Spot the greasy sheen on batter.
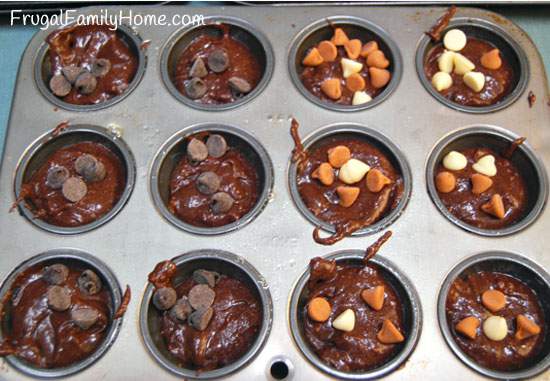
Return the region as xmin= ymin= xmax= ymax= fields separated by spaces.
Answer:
xmin=425 ymin=38 xmax=515 ymax=107
xmin=20 ymin=142 xmax=126 ymax=227
xmin=47 ymin=24 xmax=138 ymax=105
xmin=168 ymin=134 xmax=260 ymax=227
xmin=0 ymin=264 xmax=112 ymax=368
xmin=446 ymin=271 xmax=545 ymax=371
xmin=303 ymin=257 xmax=404 ymax=371
xmin=174 ymin=24 xmax=262 ymax=104
xmin=149 ymin=261 xmax=262 ymax=371
xmin=436 ymin=147 xmax=527 ymax=229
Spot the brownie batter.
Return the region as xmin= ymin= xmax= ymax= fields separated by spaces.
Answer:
xmin=148 ymin=261 xmax=262 ymax=371
xmin=435 ymin=147 xmax=527 ymax=229
xmin=425 ymin=38 xmax=515 ymax=107
xmin=47 ymin=24 xmax=138 ymax=105
xmin=19 ymin=141 xmax=126 ymax=227
xmin=0 ymin=264 xmax=112 ymax=368
xmin=168 ymin=134 xmax=260 ymax=228
xmin=302 ymin=232 xmax=405 ymax=372
xmin=446 ymin=271 xmax=545 ymax=371
xmin=174 ymin=24 xmax=262 ymax=104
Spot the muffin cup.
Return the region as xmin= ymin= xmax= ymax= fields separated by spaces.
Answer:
xmin=160 ymin=16 xmax=274 ymax=111
xmin=426 ymin=125 xmax=548 ymax=236
xmin=415 ymin=17 xmax=529 ymax=114
xmin=34 ymin=23 xmax=147 ymax=112
xmin=13 ymin=124 xmax=136 ymax=235
xmin=288 ymin=250 xmax=422 ymax=380
xmin=288 ymin=16 xmax=402 ymax=112
xmin=150 ymin=123 xmax=273 ymax=235
xmin=288 ymin=123 xmax=412 ymax=237
xmin=0 ymin=248 xmax=124 ymax=378
xmin=139 ymin=249 xmax=273 ymax=379
xmin=438 ymin=251 xmax=550 ymax=379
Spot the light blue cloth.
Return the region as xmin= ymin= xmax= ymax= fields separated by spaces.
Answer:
xmin=1 ymin=8 xmax=549 ymax=155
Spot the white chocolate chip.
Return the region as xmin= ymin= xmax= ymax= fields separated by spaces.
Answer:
xmin=443 ymin=29 xmax=467 ymax=52
xmin=352 ymin=91 xmax=372 ymax=105
xmin=432 ymin=72 xmax=453 ymax=92
xmin=338 ymin=158 xmax=370 ymax=184
xmin=442 ymin=151 xmax=467 ymax=171
xmin=483 ymin=315 xmax=508 ymax=341
xmin=332 ymin=309 xmax=355 ymax=332
xmin=438 ymin=50 xmax=455 ymax=73
xmin=341 ymin=58 xmax=363 ymax=79
xmin=463 ymin=71 xmax=486 ymax=93
xmin=453 ymin=53 xmax=475 ymax=75
xmin=472 ymin=155 xmax=497 ymax=177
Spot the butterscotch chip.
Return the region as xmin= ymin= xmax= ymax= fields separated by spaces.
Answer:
xmin=312 ymin=163 xmax=335 ymax=186
xmin=369 ymin=67 xmax=391 ymax=89
xmin=327 ymin=145 xmax=351 ymax=168
xmin=366 ymin=50 xmax=390 ymax=69
xmin=307 ymin=297 xmax=331 ymax=322
xmin=481 ymin=289 xmax=506 ymax=312
xmin=435 ymin=171 xmax=456 ymax=193
xmin=344 ymin=39 xmax=362 ymax=60
xmin=377 ymin=319 xmax=405 ymax=344
xmin=471 ymin=173 xmax=493 ymax=194
xmin=361 ymin=285 xmax=385 ymax=310
xmin=321 ymin=78 xmax=342 ymax=100
xmin=481 ymin=48 xmax=502 ymax=70
xmin=481 ymin=194 xmax=505 ymax=219
xmin=360 ymin=41 xmax=378 ymax=57
xmin=366 ymin=169 xmax=391 ymax=193
xmin=302 ymin=47 xmax=324 ymax=66
xmin=455 ymin=316 xmax=480 ymax=340
xmin=317 ymin=40 xmax=337 ymax=62
xmin=345 ymin=73 xmax=366 ymax=92
xmin=331 ymin=28 xmax=349 ymax=46
xmin=515 ymin=314 xmax=541 ymax=340
xmin=336 ymin=186 xmax=360 ymax=207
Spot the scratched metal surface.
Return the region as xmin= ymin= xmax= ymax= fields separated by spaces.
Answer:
xmin=0 ymin=5 xmax=549 ymax=381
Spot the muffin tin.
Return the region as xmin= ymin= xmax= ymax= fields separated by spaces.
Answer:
xmin=0 ymin=5 xmax=549 ymax=381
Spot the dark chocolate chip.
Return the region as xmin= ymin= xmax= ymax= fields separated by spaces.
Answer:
xmin=228 ymin=77 xmax=252 ymax=95
xmin=211 ymin=192 xmax=235 ymax=214
xmin=188 ymin=284 xmax=215 ymax=311
xmin=43 ymin=264 xmax=69 ymax=285
xmin=75 ymin=154 xmax=106 ymax=182
xmin=192 ymin=269 xmax=221 ymax=288
xmin=196 ymin=172 xmax=221 ymax=195
xmin=206 ymin=134 xmax=228 ymax=158
xmin=47 ymin=286 xmax=71 ymax=311
xmin=207 ymin=49 xmax=229 ymax=73
xmin=78 ymin=270 xmax=102 ymax=295
xmin=71 ymin=307 xmax=99 ymax=330
xmin=184 ymin=78 xmax=207 ymax=99
xmin=187 ymin=138 xmax=208 ymax=164
xmin=46 ymin=166 xmax=69 ymax=189
xmin=49 ymin=74 xmax=72 ymax=97
xmin=62 ymin=177 xmax=88 ymax=203
xmin=152 ymin=287 xmax=177 ymax=310
xmin=189 ymin=57 xmax=208 ymax=78
xmin=170 ymin=296 xmax=193 ymax=322
xmin=91 ymin=58 xmax=111 ymax=77
xmin=61 ymin=65 xmax=84 ymax=84
xmin=74 ymin=72 xmax=97 ymax=95
xmin=188 ymin=307 xmax=214 ymax=331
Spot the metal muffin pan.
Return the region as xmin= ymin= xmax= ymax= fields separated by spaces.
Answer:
xmin=288 ymin=123 xmax=412 ymax=237
xmin=437 ymin=251 xmax=550 ymax=379
xmin=34 ymin=23 xmax=147 ymax=112
xmin=288 ymin=250 xmax=422 ymax=380
xmin=0 ymin=248 xmax=125 ymax=378
xmin=0 ymin=5 xmax=549 ymax=381
xmin=139 ymin=249 xmax=273 ymax=379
